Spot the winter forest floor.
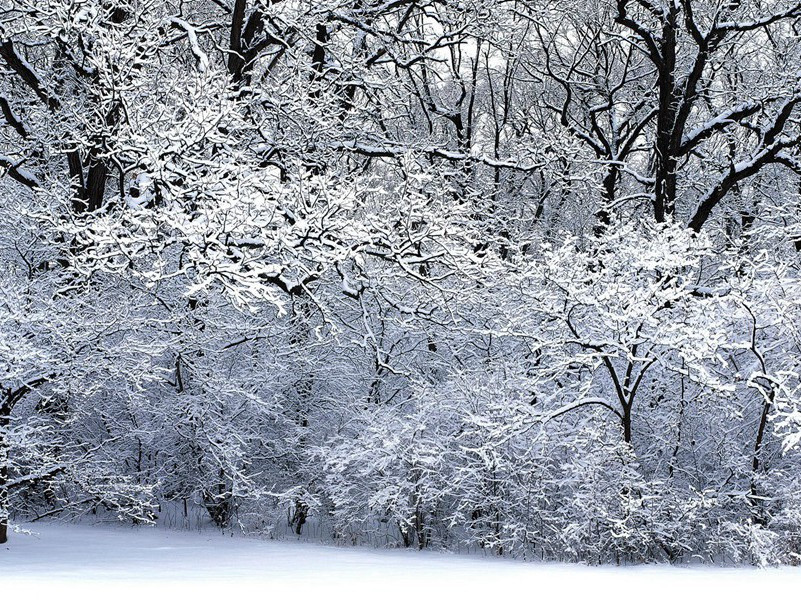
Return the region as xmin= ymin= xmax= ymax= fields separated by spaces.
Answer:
xmin=2 ymin=522 xmax=801 ymax=598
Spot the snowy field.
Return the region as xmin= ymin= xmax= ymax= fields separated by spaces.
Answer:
xmin=2 ymin=522 xmax=800 ymax=598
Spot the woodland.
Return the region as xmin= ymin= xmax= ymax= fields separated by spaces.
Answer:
xmin=3 ymin=0 xmax=801 ymax=565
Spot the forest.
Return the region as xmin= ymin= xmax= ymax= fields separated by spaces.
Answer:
xmin=3 ymin=0 xmax=801 ymax=566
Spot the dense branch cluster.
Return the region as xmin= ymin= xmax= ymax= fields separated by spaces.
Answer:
xmin=3 ymin=0 xmax=801 ymax=564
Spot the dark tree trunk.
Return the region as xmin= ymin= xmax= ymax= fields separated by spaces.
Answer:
xmin=653 ymin=13 xmax=678 ymax=223
xmin=594 ymin=164 xmax=619 ymax=235
xmin=228 ymin=0 xmax=248 ymax=80
xmin=0 ymin=404 xmax=10 ymax=545
xmin=750 ymin=384 xmax=774 ymax=525
xmin=622 ymin=407 xmax=633 ymax=445
xmin=203 ymin=469 xmax=233 ymax=528
xmin=291 ymin=500 xmax=308 ymax=535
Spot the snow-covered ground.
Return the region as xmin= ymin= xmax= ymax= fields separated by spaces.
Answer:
xmin=2 ymin=522 xmax=800 ymax=598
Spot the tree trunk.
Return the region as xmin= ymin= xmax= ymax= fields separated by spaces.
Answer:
xmin=228 ymin=0 xmax=247 ymax=82
xmin=594 ymin=164 xmax=619 ymax=235
xmin=622 ymin=408 xmax=633 ymax=445
xmin=0 ymin=407 xmax=9 ymax=545
xmin=203 ymin=469 xmax=233 ymax=529
xmin=749 ymin=385 xmax=774 ymax=525
xmin=652 ymin=9 xmax=678 ymax=223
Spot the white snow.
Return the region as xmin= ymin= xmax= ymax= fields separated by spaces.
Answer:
xmin=2 ymin=521 xmax=800 ymax=598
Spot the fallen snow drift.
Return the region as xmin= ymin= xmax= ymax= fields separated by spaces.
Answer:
xmin=2 ymin=522 xmax=800 ymax=597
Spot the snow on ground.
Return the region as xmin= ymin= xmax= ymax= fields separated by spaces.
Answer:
xmin=2 ymin=522 xmax=800 ymax=598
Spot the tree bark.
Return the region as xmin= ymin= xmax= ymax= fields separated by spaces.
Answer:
xmin=0 ymin=403 xmax=10 ymax=545
xmin=653 ymin=10 xmax=678 ymax=223
xmin=228 ymin=0 xmax=248 ymax=81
